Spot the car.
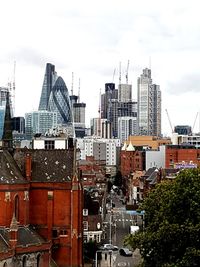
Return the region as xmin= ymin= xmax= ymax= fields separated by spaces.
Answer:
xmin=119 ymin=248 xmax=133 ymax=257
xmin=100 ymin=244 xmax=119 ymax=251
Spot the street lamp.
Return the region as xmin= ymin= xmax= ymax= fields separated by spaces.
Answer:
xmin=95 ymin=250 xmax=102 ymax=267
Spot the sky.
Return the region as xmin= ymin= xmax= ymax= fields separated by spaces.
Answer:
xmin=0 ymin=0 xmax=200 ymax=136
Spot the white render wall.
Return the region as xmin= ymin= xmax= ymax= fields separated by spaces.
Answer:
xmin=76 ymin=137 xmax=121 ymax=165
xmin=145 ymin=145 xmax=166 ymax=170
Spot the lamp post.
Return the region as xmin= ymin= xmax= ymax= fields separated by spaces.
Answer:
xmin=109 ymin=208 xmax=112 ymax=244
xmin=95 ymin=250 xmax=113 ymax=267
xmin=95 ymin=250 xmax=101 ymax=267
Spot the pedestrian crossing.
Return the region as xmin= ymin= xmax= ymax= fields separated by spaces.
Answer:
xmin=116 ymin=218 xmax=133 ymax=222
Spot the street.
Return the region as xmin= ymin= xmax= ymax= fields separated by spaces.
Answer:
xmin=100 ymin=192 xmax=142 ymax=267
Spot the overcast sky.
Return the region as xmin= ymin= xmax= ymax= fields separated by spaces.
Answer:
xmin=0 ymin=0 xmax=200 ymax=136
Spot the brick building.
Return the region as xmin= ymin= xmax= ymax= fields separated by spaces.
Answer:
xmin=120 ymin=142 xmax=145 ymax=177
xmin=0 ymin=147 xmax=83 ymax=267
xmin=165 ymin=144 xmax=200 ymax=168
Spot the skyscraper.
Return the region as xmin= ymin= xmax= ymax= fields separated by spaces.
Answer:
xmin=118 ymin=84 xmax=132 ymax=102
xmin=48 ymin=76 xmax=72 ymax=125
xmin=38 ymin=63 xmax=73 ymax=126
xmin=137 ymin=68 xmax=161 ymax=136
xmin=38 ymin=63 xmax=56 ymax=111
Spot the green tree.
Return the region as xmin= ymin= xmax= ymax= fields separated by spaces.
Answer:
xmin=124 ymin=168 xmax=200 ymax=267
xmin=114 ymin=171 xmax=123 ymax=187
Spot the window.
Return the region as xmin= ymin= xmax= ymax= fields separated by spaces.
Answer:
xmin=83 ymin=221 xmax=88 ymax=231
xmin=60 ymin=229 xmax=67 ymax=236
xmin=45 ymin=140 xmax=55 ymax=149
xmin=52 ymin=229 xmax=58 ymax=238
xmin=14 ymin=195 xmax=19 ymax=221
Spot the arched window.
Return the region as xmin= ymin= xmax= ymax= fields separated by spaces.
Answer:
xmin=36 ymin=254 xmax=41 ymax=267
xmin=22 ymin=256 xmax=27 ymax=267
xmin=3 ymin=263 xmax=7 ymax=267
xmin=14 ymin=195 xmax=19 ymax=221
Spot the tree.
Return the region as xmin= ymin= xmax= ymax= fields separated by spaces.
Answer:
xmin=124 ymin=168 xmax=200 ymax=267
xmin=114 ymin=171 xmax=123 ymax=187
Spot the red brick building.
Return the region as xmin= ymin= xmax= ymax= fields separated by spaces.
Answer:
xmin=0 ymin=147 xmax=83 ymax=267
xmin=120 ymin=142 xmax=145 ymax=177
xmin=165 ymin=144 xmax=200 ymax=168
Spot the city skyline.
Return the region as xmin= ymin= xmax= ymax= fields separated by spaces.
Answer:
xmin=0 ymin=0 xmax=200 ymax=136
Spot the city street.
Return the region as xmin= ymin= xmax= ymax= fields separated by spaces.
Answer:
xmin=100 ymin=192 xmax=142 ymax=267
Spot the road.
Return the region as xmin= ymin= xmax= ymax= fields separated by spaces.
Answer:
xmin=101 ymin=193 xmax=142 ymax=267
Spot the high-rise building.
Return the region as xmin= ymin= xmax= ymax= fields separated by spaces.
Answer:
xmin=118 ymin=116 xmax=137 ymax=142
xmin=101 ymin=83 xmax=118 ymax=119
xmin=118 ymin=84 xmax=132 ymax=102
xmin=70 ymin=94 xmax=86 ymax=138
xmin=12 ymin=116 xmax=25 ymax=133
xmin=137 ymin=68 xmax=161 ymax=136
xmin=38 ymin=63 xmax=73 ymax=126
xmin=38 ymin=63 xmax=57 ymax=111
xmin=48 ymin=76 xmax=72 ymax=125
xmin=25 ymin=110 xmax=57 ymax=139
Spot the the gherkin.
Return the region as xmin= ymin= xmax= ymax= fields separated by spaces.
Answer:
xmin=38 ymin=63 xmax=72 ymax=125
xmin=48 ymin=76 xmax=72 ymax=125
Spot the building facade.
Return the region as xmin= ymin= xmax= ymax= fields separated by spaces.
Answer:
xmin=38 ymin=63 xmax=73 ymax=127
xmin=0 ymin=144 xmax=83 ymax=267
xmin=118 ymin=116 xmax=137 ymax=142
xmin=25 ymin=110 xmax=57 ymax=139
xmin=137 ymin=68 xmax=161 ymax=136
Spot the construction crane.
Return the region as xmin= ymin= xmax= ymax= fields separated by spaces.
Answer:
xmin=119 ymin=62 xmax=121 ymax=85
xmin=78 ymin=78 xmax=80 ymax=103
xmin=112 ymin=68 xmax=116 ymax=83
xmin=165 ymin=109 xmax=174 ymax=133
xmin=192 ymin=112 xmax=199 ymax=133
xmin=126 ymin=60 xmax=130 ymax=84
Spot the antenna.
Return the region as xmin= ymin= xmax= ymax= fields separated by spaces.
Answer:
xmin=149 ymin=56 xmax=151 ymax=69
xmin=71 ymin=72 xmax=74 ymax=96
xmin=126 ymin=60 xmax=130 ymax=84
xmin=78 ymin=78 xmax=80 ymax=103
xmin=119 ymin=62 xmax=121 ymax=85
xmin=7 ymin=61 xmax=16 ymax=117
xmin=112 ymin=68 xmax=116 ymax=83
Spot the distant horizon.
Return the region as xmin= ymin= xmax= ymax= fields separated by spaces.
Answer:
xmin=1 ymin=0 xmax=200 ymax=136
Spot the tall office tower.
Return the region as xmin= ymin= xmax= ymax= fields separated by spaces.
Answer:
xmin=48 ymin=77 xmax=72 ymax=125
xmin=70 ymin=94 xmax=86 ymax=138
xmin=101 ymin=83 xmax=118 ymax=119
xmin=118 ymin=84 xmax=132 ymax=102
xmin=118 ymin=116 xmax=137 ymax=142
xmin=107 ymin=100 xmax=137 ymax=138
xmin=38 ymin=64 xmax=73 ymax=126
xmin=38 ymin=63 xmax=57 ymax=110
xmin=25 ymin=110 xmax=57 ymax=139
xmin=12 ymin=117 xmax=25 ymax=133
xmin=137 ymin=68 xmax=161 ymax=136
xmin=90 ymin=118 xmax=100 ymax=136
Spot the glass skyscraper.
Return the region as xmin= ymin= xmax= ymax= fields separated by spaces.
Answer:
xmin=137 ymin=68 xmax=161 ymax=136
xmin=48 ymin=77 xmax=72 ymax=125
xmin=38 ymin=63 xmax=72 ymax=126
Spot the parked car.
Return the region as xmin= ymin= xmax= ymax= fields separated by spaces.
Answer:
xmin=100 ymin=244 xmax=119 ymax=251
xmin=119 ymin=248 xmax=133 ymax=257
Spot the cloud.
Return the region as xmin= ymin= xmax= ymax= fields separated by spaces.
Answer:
xmin=167 ymin=73 xmax=200 ymax=95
